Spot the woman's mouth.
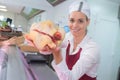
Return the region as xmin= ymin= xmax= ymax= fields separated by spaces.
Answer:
xmin=71 ymin=28 xmax=81 ymax=32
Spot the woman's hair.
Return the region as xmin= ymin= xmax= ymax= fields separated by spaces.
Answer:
xmin=86 ymin=16 xmax=89 ymax=21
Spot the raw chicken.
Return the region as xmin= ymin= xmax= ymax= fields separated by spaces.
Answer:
xmin=25 ymin=20 xmax=65 ymax=55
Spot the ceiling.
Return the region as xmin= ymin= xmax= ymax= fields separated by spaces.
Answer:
xmin=0 ymin=0 xmax=119 ymax=15
xmin=0 ymin=0 xmax=66 ymax=20
xmin=0 ymin=0 xmax=66 ymax=14
xmin=0 ymin=3 xmax=24 ymax=14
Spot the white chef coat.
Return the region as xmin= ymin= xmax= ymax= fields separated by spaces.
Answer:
xmin=52 ymin=32 xmax=100 ymax=80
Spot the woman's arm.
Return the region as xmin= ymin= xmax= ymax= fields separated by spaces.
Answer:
xmin=52 ymin=45 xmax=100 ymax=80
xmin=52 ymin=47 xmax=63 ymax=64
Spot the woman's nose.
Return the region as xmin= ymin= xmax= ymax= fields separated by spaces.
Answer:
xmin=72 ymin=22 xmax=78 ymax=28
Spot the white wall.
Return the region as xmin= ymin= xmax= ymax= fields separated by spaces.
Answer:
xmin=0 ymin=11 xmax=28 ymax=32
xmin=0 ymin=11 xmax=14 ymax=20
xmin=14 ymin=13 xmax=28 ymax=32
xmin=53 ymin=0 xmax=73 ymax=27
xmin=28 ymin=12 xmax=47 ymax=32
xmin=112 ymin=28 xmax=120 ymax=80
xmin=88 ymin=1 xmax=120 ymax=80
xmin=28 ymin=7 xmax=54 ymax=32
xmin=90 ymin=16 xmax=119 ymax=80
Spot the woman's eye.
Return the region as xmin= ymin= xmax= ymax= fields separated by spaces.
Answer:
xmin=69 ymin=18 xmax=85 ymax=24
xmin=69 ymin=19 xmax=74 ymax=23
xmin=79 ymin=19 xmax=84 ymax=23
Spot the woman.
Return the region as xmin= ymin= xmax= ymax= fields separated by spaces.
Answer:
xmin=51 ymin=0 xmax=100 ymax=80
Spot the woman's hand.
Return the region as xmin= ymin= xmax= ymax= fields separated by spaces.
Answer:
xmin=40 ymin=45 xmax=62 ymax=64
xmin=52 ymin=47 xmax=63 ymax=64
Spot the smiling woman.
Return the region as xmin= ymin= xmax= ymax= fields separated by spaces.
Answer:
xmin=0 ymin=0 xmax=119 ymax=80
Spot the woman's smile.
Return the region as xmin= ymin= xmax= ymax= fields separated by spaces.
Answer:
xmin=71 ymin=28 xmax=81 ymax=32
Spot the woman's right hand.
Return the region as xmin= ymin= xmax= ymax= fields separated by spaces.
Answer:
xmin=51 ymin=46 xmax=63 ymax=64
xmin=41 ymin=45 xmax=62 ymax=64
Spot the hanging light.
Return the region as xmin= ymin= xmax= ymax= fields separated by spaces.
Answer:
xmin=0 ymin=8 xmax=7 ymax=12
xmin=0 ymin=5 xmax=6 ymax=8
xmin=0 ymin=5 xmax=7 ymax=12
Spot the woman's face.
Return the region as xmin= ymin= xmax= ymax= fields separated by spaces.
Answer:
xmin=68 ymin=11 xmax=90 ymax=36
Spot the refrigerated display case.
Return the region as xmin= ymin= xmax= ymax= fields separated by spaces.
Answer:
xmin=0 ymin=45 xmax=59 ymax=80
